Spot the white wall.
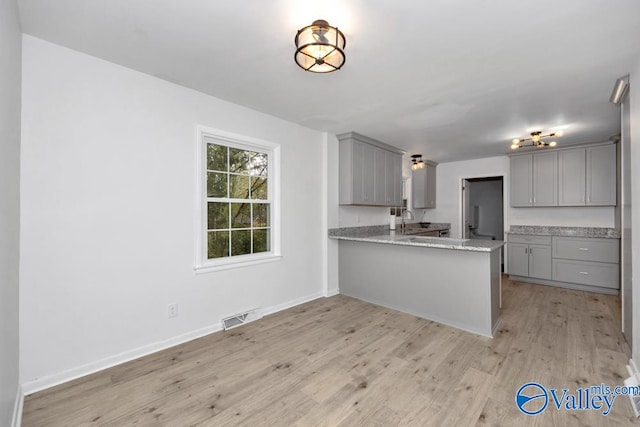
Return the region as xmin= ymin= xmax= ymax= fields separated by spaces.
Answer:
xmin=325 ymin=133 xmax=340 ymax=295
xmin=630 ymin=57 xmax=640 ymax=364
xmin=0 ymin=0 xmax=22 ymax=423
xmin=20 ymin=36 xmax=326 ymax=390
xmin=421 ymin=155 xmax=616 ymax=239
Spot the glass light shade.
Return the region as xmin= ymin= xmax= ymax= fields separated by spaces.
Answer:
xmin=295 ymin=20 xmax=346 ymax=73
xmin=511 ymin=144 xmax=520 ymax=150
xmin=531 ymin=134 xmax=541 ymax=143
xmin=554 ymin=130 xmax=564 ymax=137
xmin=512 ymin=138 xmax=520 ymax=144
xmin=549 ymin=141 xmax=557 ymax=147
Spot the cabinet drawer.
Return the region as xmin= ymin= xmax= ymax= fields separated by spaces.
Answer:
xmin=552 ymin=237 xmax=619 ymax=263
xmin=552 ymin=259 xmax=619 ymax=289
xmin=508 ymin=234 xmax=552 ymax=245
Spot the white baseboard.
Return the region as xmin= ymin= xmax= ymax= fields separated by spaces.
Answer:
xmin=21 ymin=290 xmax=328 ymax=396
xmin=261 ymin=291 xmax=324 ymax=317
xmin=324 ymin=288 xmax=340 ymax=297
xmin=11 ymin=384 xmax=23 ymax=427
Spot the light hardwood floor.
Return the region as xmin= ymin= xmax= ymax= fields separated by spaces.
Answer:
xmin=23 ymin=277 xmax=637 ymax=426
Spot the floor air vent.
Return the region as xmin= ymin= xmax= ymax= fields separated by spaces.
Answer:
xmin=222 ymin=308 xmax=262 ymax=331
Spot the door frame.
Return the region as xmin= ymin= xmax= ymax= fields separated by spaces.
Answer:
xmin=459 ymin=174 xmax=507 ymax=242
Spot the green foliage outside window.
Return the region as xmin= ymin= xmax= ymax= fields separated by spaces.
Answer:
xmin=206 ymin=143 xmax=270 ymax=259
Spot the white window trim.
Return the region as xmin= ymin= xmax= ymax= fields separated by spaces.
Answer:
xmin=194 ymin=125 xmax=281 ymax=273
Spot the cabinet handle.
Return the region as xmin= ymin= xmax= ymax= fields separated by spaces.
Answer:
xmin=579 ymin=271 xmax=589 ymax=275
xmin=579 ymin=248 xmax=589 ymax=251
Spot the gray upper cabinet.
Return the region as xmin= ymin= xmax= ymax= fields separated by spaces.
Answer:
xmin=373 ymin=148 xmax=386 ymax=205
xmin=532 ymin=152 xmax=558 ymax=206
xmin=412 ymin=161 xmax=437 ymax=209
xmin=510 ymin=142 xmax=616 ymax=208
xmin=586 ymin=144 xmax=616 ymax=206
xmin=510 ymin=155 xmax=533 ymax=207
xmin=338 ymin=132 xmax=405 ymax=206
xmin=385 ymin=151 xmax=403 ymax=206
xmin=558 ymin=148 xmax=586 ymax=206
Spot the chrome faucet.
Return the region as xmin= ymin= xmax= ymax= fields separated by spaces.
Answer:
xmin=400 ymin=209 xmax=414 ymax=234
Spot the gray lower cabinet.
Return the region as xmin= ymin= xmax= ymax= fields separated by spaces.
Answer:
xmin=338 ymin=132 xmax=405 ymax=206
xmin=509 ymin=234 xmax=620 ymax=293
xmin=507 ymin=235 xmax=552 ymax=280
xmin=551 ymin=236 xmax=619 ymax=289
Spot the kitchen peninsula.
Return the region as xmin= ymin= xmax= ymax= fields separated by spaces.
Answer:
xmin=329 ymin=226 xmax=504 ymax=337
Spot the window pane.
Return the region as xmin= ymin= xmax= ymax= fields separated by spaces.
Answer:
xmin=207 ymin=172 xmax=228 ymax=198
xmin=207 ymin=144 xmax=227 ymax=172
xmin=253 ymin=229 xmax=270 ymax=253
xmin=252 ymin=203 xmax=269 ymax=227
xmin=229 ymin=148 xmax=251 ymax=174
xmin=249 ymin=152 xmax=268 ymax=176
xmin=208 ymin=202 xmax=229 ymax=230
xmin=208 ymin=231 xmax=229 ymax=258
xmin=230 ymin=174 xmax=250 ymax=199
xmin=251 ymin=177 xmax=268 ymax=200
xmin=231 ymin=230 xmax=252 ymax=256
xmin=231 ymin=203 xmax=251 ymax=228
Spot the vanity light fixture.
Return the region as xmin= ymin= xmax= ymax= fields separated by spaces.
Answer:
xmin=411 ymin=154 xmax=425 ymax=170
xmin=510 ymin=131 xmax=563 ymax=150
xmin=294 ymin=19 xmax=346 ymax=73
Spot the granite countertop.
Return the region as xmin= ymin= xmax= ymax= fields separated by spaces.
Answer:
xmin=508 ymin=225 xmax=620 ymax=239
xmin=328 ymin=225 xmax=504 ymax=252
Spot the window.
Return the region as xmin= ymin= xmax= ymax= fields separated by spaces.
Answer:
xmin=196 ymin=127 xmax=280 ymax=272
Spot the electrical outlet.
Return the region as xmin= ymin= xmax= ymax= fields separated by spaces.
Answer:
xmin=168 ymin=303 xmax=178 ymax=318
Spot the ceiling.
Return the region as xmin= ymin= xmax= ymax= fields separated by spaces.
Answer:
xmin=17 ymin=0 xmax=640 ymax=162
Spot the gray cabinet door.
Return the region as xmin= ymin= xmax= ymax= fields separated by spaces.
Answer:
xmin=425 ymin=164 xmax=437 ymax=208
xmin=529 ymin=244 xmax=552 ymax=280
xmin=533 ymin=152 xmax=558 ymax=206
xmin=510 ymin=155 xmax=533 ymax=207
xmin=412 ymin=166 xmax=427 ymax=208
xmin=373 ymin=148 xmax=386 ymax=205
xmin=508 ymin=243 xmax=529 ymax=276
xmin=386 ymin=152 xmax=403 ymax=206
xmin=586 ymin=144 xmax=616 ymax=206
xmin=361 ymin=143 xmax=375 ymax=204
xmin=393 ymin=154 xmax=403 ymax=206
xmin=558 ymin=148 xmax=586 ymax=206
xmin=350 ymin=140 xmax=365 ymax=204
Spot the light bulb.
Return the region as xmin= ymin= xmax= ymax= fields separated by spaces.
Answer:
xmin=554 ymin=130 xmax=564 ymax=137
xmin=549 ymin=141 xmax=557 ymax=147
xmin=512 ymin=138 xmax=520 ymax=145
xmin=511 ymin=144 xmax=520 ymax=150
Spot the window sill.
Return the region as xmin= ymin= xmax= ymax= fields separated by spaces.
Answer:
xmin=194 ymin=253 xmax=282 ymax=274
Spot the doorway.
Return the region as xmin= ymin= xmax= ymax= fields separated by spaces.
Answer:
xmin=462 ymin=176 xmax=505 ymax=269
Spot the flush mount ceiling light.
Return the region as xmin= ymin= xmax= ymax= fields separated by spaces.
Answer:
xmin=510 ymin=131 xmax=563 ymax=150
xmin=294 ymin=19 xmax=346 ymax=73
xmin=411 ymin=154 xmax=425 ymax=170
